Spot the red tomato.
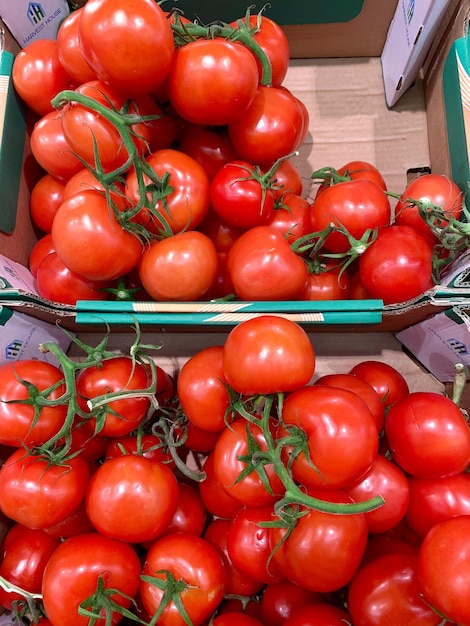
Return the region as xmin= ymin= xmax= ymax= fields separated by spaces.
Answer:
xmin=138 ymin=230 xmax=218 ymax=301
xmin=213 ymin=417 xmax=284 ymax=507
xmin=0 ymin=449 xmax=89 ymax=529
xmin=163 ymin=482 xmax=207 ymax=537
xmin=177 ymin=125 xmax=239 ymax=181
xmin=223 ymin=315 xmax=315 ymax=395
xmin=260 ymin=580 xmax=323 ymax=626
xmin=348 ymin=553 xmax=442 ymax=626
xmin=86 ymin=455 xmax=178 ymax=543
xmin=406 ymin=472 xmax=470 ymax=537
xmin=281 ymin=385 xmax=379 ymax=490
xmin=283 ymin=603 xmax=352 ymax=625
xmin=60 ymin=80 xmax=151 ymax=173
xmin=345 ymin=454 xmax=410 ymax=534
xmin=230 ymin=14 xmax=290 ymax=86
xmin=268 ymin=193 xmax=312 ymax=244
xmin=204 ymin=518 xmax=264 ymax=596
xmin=212 ymin=614 xmax=264 ymax=626
xmin=125 ymin=149 xmax=211 ymax=235
xmin=0 ymin=360 xmax=67 ymax=448
xmin=79 ymin=0 xmax=174 ymax=96
xmin=348 ymin=360 xmax=409 ymax=409
xmin=198 ymin=453 xmax=242 ymax=520
xmin=29 ymin=174 xmax=65 ymax=233
xmin=269 ymin=157 xmax=304 ymax=200
xmin=30 ymin=111 xmax=83 ymax=181
xmin=177 ymin=346 xmax=232 ymax=433
xmin=227 ymin=225 xmax=309 ymax=300
xmin=197 ymin=210 xmax=244 ymax=253
xmin=228 ymin=85 xmax=306 ymax=166
xmin=140 ymin=532 xmax=226 ymax=626
xmin=417 ymin=516 xmax=470 ymax=625
xmin=394 ymin=173 xmax=463 ymax=243
xmin=227 ymin=505 xmax=285 ymax=584
xmin=63 ymin=167 xmax=128 ymax=211
xmin=12 ymin=39 xmax=75 ymax=116
xmin=43 ymin=501 xmax=94 ymax=540
xmin=42 ymin=532 xmax=141 ymax=626
xmin=169 ymin=39 xmax=259 ymax=126
xmin=211 ymin=161 xmax=276 ymax=230
xmin=310 ymin=179 xmax=391 ymax=253
xmin=385 ymin=391 xmax=470 ymax=478
xmin=56 ymin=8 xmax=97 ymax=84
xmin=0 ymin=524 xmax=60 ymax=610
xmin=36 ymin=251 xmax=111 ymax=305
xmin=270 ymin=490 xmax=368 ymax=592
xmin=29 ymin=233 xmax=55 ymax=278
xmin=75 ymin=355 xmax=152 ymax=438
xmin=314 ymin=372 xmax=385 ymax=433
xmin=358 ymin=224 xmax=434 ymax=304
xmin=51 ymin=190 xmax=142 ymax=282
xmin=316 ymin=160 xmax=387 ymax=196
xmin=299 ymin=264 xmax=352 ymax=301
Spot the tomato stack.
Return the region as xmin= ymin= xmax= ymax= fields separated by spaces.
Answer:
xmin=3 ymin=0 xmax=470 ymax=624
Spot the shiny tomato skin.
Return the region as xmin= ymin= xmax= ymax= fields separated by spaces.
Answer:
xmin=260 ymin=580 xmax=323 ymax=626
xmin=177 ymin=125 xmax=239 ymax=181
xmin=204 ymin=518 xmax=265 ymax=596
xmin=270 ymin=490 xmax=369 ymax=593
xmin=197 ymin=209 xmax=244 ymax=253
xmin=223 ymin=315 xmax=315 ymax=395
xmin=138 ymin=230 xmax=218 ymax=301
xmin=198 ymin=453 xmax=242 ymax=520
xmin=104 ymin=432 xmax=173 ymax=466
xmin=0 ymin=449 xmax=90 ymax=529
xmin=281 ymin=385 xmax=379 ymax=490
xmin=385 ymin=391 xmax=470 ymax=478
xmin=210 ymin=161 xmax=276 ymax=230
xmin=75 ymin=355 xmax=152 ymax=438
xmin=345 ymin=454 xmax=410 ymax=534
xmin=36 ymin=251 xmax=111 ymax=305
xmin=30 ymin=111 xmax=83 ymax=182
xmin=269 ymin=157 xmax=304 ymax=200
xmin=268 ymin=193 xmax=312 ymax=244
xmin=140 ymin=532 xmax=226 ymax=626
xmin=56 ymin=8 xmax=97 ymax=84
xmin=169 ymin=39 xmax=259 ymax=126
xmin=283 ymin=603 xmax=352 ymax=626
xmin=406 ymin=472 xmax=470 ymax=538
xmin=227 ymin=505 xmax=285 ymax=585
xmin=314 ymin=372 xmax=385 ymax=433
xmin=29 ymin=174 xmax=65 ymax=234
xmin=310 ymin=178 xmax=391 ymax=254
xmin=299 ymin=265 xmax=352 ymax=301
xmin=0 ymin=360 xmax=67 ymax=448
xmin=227 ymin=225 xmax=309 ymax=300
xmin=125 ymin=148 xmax=211 ymax=235
xmin=348 ymin=360 xmax=409 ymax=409
xmin=42 ymin=532 xmax=141 ymax=626
xmin=212 ymin=417 xmax=284 ymax=507
xmin=51 ymin=190 xmax=142 ymax=282
xmin=163 ymin=482 xmax=207 ymax=538
xmin=0 ymin=524 xmax=60 ymax=610
xmin=85 ymin=455 xmax=178 ymax=543
xmin=228 ymin=85 xmax=305 ymax=166
xmin=212 ymin=614 xmax=264 ymax=626
xmin=348 ymin=553 xmax=442 ymax=626
xmin=12 ymin=39 xmax=75 ymax=116
xmin=29 ymin=233 xmax=56 ymax=277
xmin=177 ymin=346 xmax=231 ymax=433
xmin=417 ymin=516 xmax=470 ymax=625
xmin=358 ymin=224 xmax=434 ymax=305
xmin=394 ymin=173 xmax=463 ymax=243
xmin=79 ymin=0 xmax=174 ymax=96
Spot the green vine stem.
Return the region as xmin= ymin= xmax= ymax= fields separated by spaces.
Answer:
xmin=232 ymin=393 xmax=384 ymax=516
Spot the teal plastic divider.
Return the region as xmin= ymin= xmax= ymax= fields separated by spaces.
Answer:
xmin=165 ymin=0 xmax=365 ymax=26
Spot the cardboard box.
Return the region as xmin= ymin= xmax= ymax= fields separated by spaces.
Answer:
xmin=381 ymin=0 xmax=454 ymax=107
xmin=0 ymin=0 xmax=70 ymax=48
xmin=0 ymin=3 xmax=469 ymax=334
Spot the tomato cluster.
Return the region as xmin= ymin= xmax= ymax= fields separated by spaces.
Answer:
xmin=0 ymin=316 xmax=469 ymax=625
xmin=14 ymin=0 xmax=467 ymax=308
